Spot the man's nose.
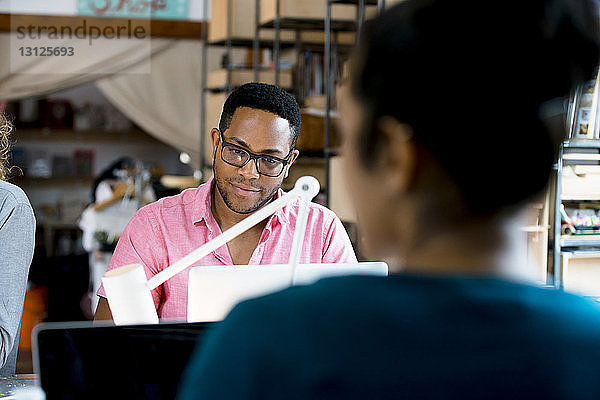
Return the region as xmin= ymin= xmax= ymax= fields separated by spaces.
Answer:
xmin=239 ymin=158 xmax=260 ymax=179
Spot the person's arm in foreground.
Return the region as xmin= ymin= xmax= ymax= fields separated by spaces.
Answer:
xmin=0 ymin=199 xmax=35 ymax=367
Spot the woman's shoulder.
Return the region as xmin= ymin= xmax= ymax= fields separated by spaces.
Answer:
xmin=0 ymin=181 xmax=34 ymax=226
xmin=232 ymin=275 xmax=600 ymax=333
xmin=0 ymin=180 xmax=32 ymax=208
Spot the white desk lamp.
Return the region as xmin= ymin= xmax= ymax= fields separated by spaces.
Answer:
xmin=101 ymin=176 xmax=320 ymax=325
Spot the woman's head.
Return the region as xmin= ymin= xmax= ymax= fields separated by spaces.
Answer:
xmin=341 ymin=0 xmax=600 ymax=260
xmin=0 ymin=114 xmax=13 ymax=181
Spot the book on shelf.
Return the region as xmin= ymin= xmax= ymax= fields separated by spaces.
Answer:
xmin=9 ymin=146 xmax=27 ymax=171
xmin=73 ymin=149 xmax=94 ymax=177
xmin=52 ymin=155 xmax=74 ymax=177
xmin=298 ymin=50 xmax=328 ymax=100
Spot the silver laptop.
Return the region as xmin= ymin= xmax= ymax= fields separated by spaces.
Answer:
xmin=187 ymin=262 xmax=389 ymax=322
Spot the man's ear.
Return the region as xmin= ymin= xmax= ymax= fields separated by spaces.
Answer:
xmin=376 ymin=117 xmax=416 ymax=198
xmin=284 ymin=149 xmax=300 ymax=178
xmin=210 ymin=128 xmax=220 ymax=160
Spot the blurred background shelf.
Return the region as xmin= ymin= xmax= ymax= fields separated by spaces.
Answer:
xmin=12 ymin=176 xmax=95 ymax=186
xmin=561 ymin=235 xmax=600 ymax=248
xmin=331 ymin=0 xmax=379 ymax=4
xmin=15 ymin=128 xmax=163 ymax=144
xmin=564 ymin=139 xmax=600 ymax=149
xmin=562 ymin=196 xmax=600 ymax=201
xmin=261 ymin=18 xmax=357 ymax=31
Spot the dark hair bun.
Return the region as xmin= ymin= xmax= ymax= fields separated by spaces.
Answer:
xmin=353 ymin=0 xmax=600 ymax=215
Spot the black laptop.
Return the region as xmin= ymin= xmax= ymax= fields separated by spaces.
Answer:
xmin=33 ymin=321 xmax=215 ymax=399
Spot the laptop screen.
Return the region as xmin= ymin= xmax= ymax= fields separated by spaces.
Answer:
xmin=33 ymin=321 xmax=214 ymax=399
xmin=187 ymin=262 xmax=389 ymax=322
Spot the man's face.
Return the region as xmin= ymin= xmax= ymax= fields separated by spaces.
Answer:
xmin=212 ymin=107 xmax=299 ymax=214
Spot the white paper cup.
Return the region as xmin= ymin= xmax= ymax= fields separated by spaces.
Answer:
xmin=102 ymin=264 xmax=159 ymax=325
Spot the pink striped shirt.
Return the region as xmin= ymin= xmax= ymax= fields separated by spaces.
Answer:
xmin=97 ymin=176 xmax=357 ymax=320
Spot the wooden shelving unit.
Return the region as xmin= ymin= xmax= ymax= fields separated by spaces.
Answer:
xmin=201 ymin=0 xmax=385 ymax=206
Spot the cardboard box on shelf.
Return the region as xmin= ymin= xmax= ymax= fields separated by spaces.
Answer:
xmin=207 ymin=69 xmax=293 ymax=90
xmin=260 ymin=0 xmax=374 ymax=24
xmin=283 ymin=161 xmax=325 ymax=192
xmin=562 ymin=252 xmax=600 ymax=297
xmin=297 ymin=109 xmax=338 ymax=151
xmin=297 ymin=31 xmax=355 ymax=45
xmin=209 ymin=0 xmax=295 ymax=43
xmin=329 ymin=156 xmax=357 ymax=223
xmin=562 ymin=165 xmax=600 ymax=200
xmin=209 ymin=0 xmax=357 ymax=45
xmin=209 ymin=0 xmax=252 ymax=42
xmin=304 ymin=95 xmax=327 ymax=110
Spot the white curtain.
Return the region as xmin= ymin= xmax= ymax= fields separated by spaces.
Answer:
xmin=96 ymin=40 xmax=203 ymax=168
xmin=0 ymin=32 xmax=173 ymax=100
xmin=0 ymin=33 xmax=205 ymax=167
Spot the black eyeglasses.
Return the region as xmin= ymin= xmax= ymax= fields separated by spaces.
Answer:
xmin=218 ymin=130 xmax=293 ymax=177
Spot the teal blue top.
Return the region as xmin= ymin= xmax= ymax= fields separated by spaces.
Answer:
xmin=178 ymin=274 xmax=600 ymax=399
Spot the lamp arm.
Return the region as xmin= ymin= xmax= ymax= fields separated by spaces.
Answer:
xmin=146 ymin=188 xmax=302 ymax=290
xmin=287 ymin=178 xmax=320 ymax=284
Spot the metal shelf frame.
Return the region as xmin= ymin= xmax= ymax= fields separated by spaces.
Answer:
xmin=260 ymin=18 xmax=357 ymax=31
xmin=550 ymin=70 xmax=600 ymax=288
xmin=551 ymin=139 xmax=600 ymax=289
xmin=200 ymin=0 xmax=237 ymax=169
xmin=251 ymin=0 xmax=384 ymax=205
xmin=323 ymin=0 xmax=385 ymax=206
xmin=200 ymin=0 xmax=387 ymax=190
xmin=256 ymin=3 xmax=365 ymax=89
xmin=199 ymin=0 xmax=209 ymax=171
xmin=200 ymin=0 xmax=278 ymax=169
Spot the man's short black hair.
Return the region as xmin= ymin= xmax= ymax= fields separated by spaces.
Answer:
xmin=219 ymin=82 xmax=302 ymax=149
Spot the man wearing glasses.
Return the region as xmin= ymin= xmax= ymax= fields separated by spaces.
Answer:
xmin=95 ymin=83 xmax=357 ymax=321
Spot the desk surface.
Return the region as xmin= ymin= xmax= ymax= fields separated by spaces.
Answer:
xmin=0 ymin=375 xmax=40 ymax=398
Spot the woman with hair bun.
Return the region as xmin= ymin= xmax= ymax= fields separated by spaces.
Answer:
xmin=0 ymin=114 xmax=35 ymax=375
xmin=179 ymin=0 xmax=600 ymax=398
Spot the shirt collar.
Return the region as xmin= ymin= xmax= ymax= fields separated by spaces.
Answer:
xmin=272 ymin=188 xmax=290 ymax=225
xmin=191 ymin=175 xmax=215 ymax=227
xmin=191 ymin=175 xmax=290 ymax=227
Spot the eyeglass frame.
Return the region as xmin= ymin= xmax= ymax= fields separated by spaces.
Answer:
xmin=217 ymin=129 xmax=295 ymax=177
